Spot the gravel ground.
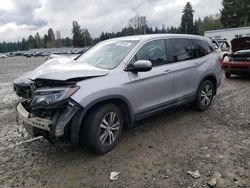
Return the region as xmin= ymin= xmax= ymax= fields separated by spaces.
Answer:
xmin=0 ymin=56 xmax=249 ymax=188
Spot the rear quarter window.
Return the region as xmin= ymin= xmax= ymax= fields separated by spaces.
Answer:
xmin=193 ymin=39 xmax=213 ymax=57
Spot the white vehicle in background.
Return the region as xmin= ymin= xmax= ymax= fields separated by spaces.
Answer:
xmin=47 ymin=54 xmax=78 ymax=60
xmin=0 ymin=54 xmax=8 ymax=58
xmin=205 ymin=27 xmax=250 ymax=44
xmin=211 ymin=39 xmax=230 ymax=60
xmin=47 ymin=54 xmax=62 ymax=60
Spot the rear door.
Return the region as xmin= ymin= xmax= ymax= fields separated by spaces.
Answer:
xmin=167 ymin=38 xmax=199 ymax=100
xmin=128 ymin=39 xmax=174 ymax=115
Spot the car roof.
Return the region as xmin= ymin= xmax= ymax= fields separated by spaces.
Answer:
xmin=106 ymin=34 xmax=209 ymax=42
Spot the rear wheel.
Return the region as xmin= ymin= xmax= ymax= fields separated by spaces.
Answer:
xmin=194 ymin=80 xmax=215 ymax=111
xmin=225 ymin=72 xmax=231 ymax=78
xmin=82 ymin=104 xmax=123 ymax=154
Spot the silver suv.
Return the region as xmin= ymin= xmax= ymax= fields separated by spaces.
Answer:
xmin=14 ymin=34 xmax=222 ymax=153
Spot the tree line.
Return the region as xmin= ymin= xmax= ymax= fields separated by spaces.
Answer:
xmin=0 ymin=0 xmax=249 ymax=53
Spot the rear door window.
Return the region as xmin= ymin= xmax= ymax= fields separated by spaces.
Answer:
xmin=193 ymin=39 xmax=213 ymax=57
xmin=168 ymin=38 xmax=195 ymax=63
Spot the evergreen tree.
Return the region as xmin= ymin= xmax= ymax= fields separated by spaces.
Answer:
xmin=47 ymin=28 xmax=56 ymax=48
xmin=82 ymin=29 xmax=92 ymax=46
xmin=27 ymin=35 xmax=36 ymax=49
xmin=220 ymin=0 xmax=250 ymax=28
xmin=193 ymin=18 xmax=202 ymax=35
xmin=62 ymin=37 xmax=72 ymax=47
xmin=154 ymin=26 xmax=159 ymax=33
xmin=43 ymin=34 xmax=49 ymax=48
xmin=72 ymin=21 xmax=84 ymax=47
xmin=34 ymin=32 xmax=42 ymax=48
xmin=161 ymin=24 xmax=166 ymax=33
xmin=21 ymin=38 xmax=28 ymax=50
xmin=55 ymin=30 xmax=62 ymax=48
xmin=181 ymin=2 xmax=194 ymax=34
xmin=198 ymin=14 xmax=224 ymax=35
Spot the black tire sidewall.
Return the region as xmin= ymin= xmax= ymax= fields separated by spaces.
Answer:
xmin=86 ymin=104 xmax=123 ymax=154
xmin=225 ymin=72 xmax=231 ymax=78
xmin=195 ymin=80 xmax=214 ymax=111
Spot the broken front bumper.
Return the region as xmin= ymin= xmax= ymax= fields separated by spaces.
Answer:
xmin=17 ymin=103 xmax=51 ymax=131
xmin=17 ymin=101 xmax=79 ymax=138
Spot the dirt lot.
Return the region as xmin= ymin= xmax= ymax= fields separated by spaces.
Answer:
xmin=0 ymin=56 xmax=249 ymax=188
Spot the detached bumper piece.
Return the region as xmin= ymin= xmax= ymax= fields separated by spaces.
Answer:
xmin=17 ymin=100 xmax=80 ymax=140
xmin=17 ymin=103 xmax=51 ymax=131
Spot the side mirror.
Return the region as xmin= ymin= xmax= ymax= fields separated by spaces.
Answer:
xmin=127 ymin=60 xmax=152 ymax=72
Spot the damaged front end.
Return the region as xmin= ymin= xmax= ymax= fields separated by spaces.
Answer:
xmin=14 ymin=77 xmax=82 ymax=142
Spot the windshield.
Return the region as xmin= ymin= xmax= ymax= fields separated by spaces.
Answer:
xmin=76 ymin=40 xmax=138 ymax=69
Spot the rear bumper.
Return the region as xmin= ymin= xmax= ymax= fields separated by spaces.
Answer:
xmin=222 ymin=62 xmax=250 ymax=74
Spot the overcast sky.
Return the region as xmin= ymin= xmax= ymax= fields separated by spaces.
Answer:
xmin=0 ymin=0 xmax=222 ymax=42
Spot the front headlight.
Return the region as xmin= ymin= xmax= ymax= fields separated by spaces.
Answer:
xmin=31 ymin=86 xmax=79 ymax=107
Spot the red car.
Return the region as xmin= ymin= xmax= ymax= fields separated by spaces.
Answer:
xmin=222 ymin=37 xmax=250 ymax=78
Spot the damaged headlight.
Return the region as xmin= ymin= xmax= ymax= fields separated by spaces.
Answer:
xmin=31 ymin=86 xmax=79 ymax=107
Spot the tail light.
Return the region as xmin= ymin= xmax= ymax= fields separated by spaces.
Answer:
xmin=219 ymin=57 xmax=223 ymax=64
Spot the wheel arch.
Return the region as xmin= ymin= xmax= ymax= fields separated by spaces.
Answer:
xmin=198 ymin=74 xmax=217 ymax=95
xmin=70 ymin=95 xmax=134 ymax=144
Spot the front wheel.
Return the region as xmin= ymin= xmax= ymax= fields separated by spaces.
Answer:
xmin=83 ymin=104 xmax=123 ymax=154
xmin=194 ymin=80 xmax=215 ymax=111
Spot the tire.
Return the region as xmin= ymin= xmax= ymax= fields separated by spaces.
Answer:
xmin=194 ymin=80 xmax=215 ymax=111
xmin=83 ymin=104 xmax=123 ymax=154
xmin=225 ymin=72 xmax=231 ymax=79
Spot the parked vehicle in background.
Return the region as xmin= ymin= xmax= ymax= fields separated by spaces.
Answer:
xmin=47 ymin=54 xmax=78 ymax=60
xmin=14 ymin=51 xmax=24 ymax=56
xmin=212 ymin=39 xmax=230 ymax=60
xmin=222 ymin=37 xmax=250 ymax=78
xmin=23 ymin=52 xmax=32 ymax=58
xmin=47 ymin=54 xmax=63 ymax=60
xmin=14 ymin=34 xmax=222 ymax=154
xmin=32 ymin=51 xmax=44 ymax=57
xmin=205 ymin=26 xmax=250 ymax=43
xmin=0 ymin=54 xmax=8 ymax=58
xmin=41 ymin=51 xmax=52 ymax=57
xmin=8 ymin=52 xmax=15 ymax=57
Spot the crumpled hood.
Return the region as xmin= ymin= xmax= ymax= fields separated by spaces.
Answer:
xmin=28 ymin=57 xmax=110 ymax=81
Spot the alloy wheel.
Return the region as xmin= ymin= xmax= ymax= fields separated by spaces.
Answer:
xmin=200 ymin=84 xmax=213 ymax=107
xmin=99 ymin=112 xmax=120 ymax=146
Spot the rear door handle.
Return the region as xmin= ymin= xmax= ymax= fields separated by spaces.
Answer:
xmin=193 ymin=62 xmax=199 ymax=66
xmin=163 ymin=70 xmax=172 ymax=74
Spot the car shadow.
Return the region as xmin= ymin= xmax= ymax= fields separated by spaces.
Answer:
xmin=76 ymin=104 xmax=195 ymax=156
xmin=227 ymin=74 xmax=250 ymax=81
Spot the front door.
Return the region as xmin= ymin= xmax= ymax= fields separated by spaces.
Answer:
xmin=128 ymin=39 xmax=174 ymax=116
